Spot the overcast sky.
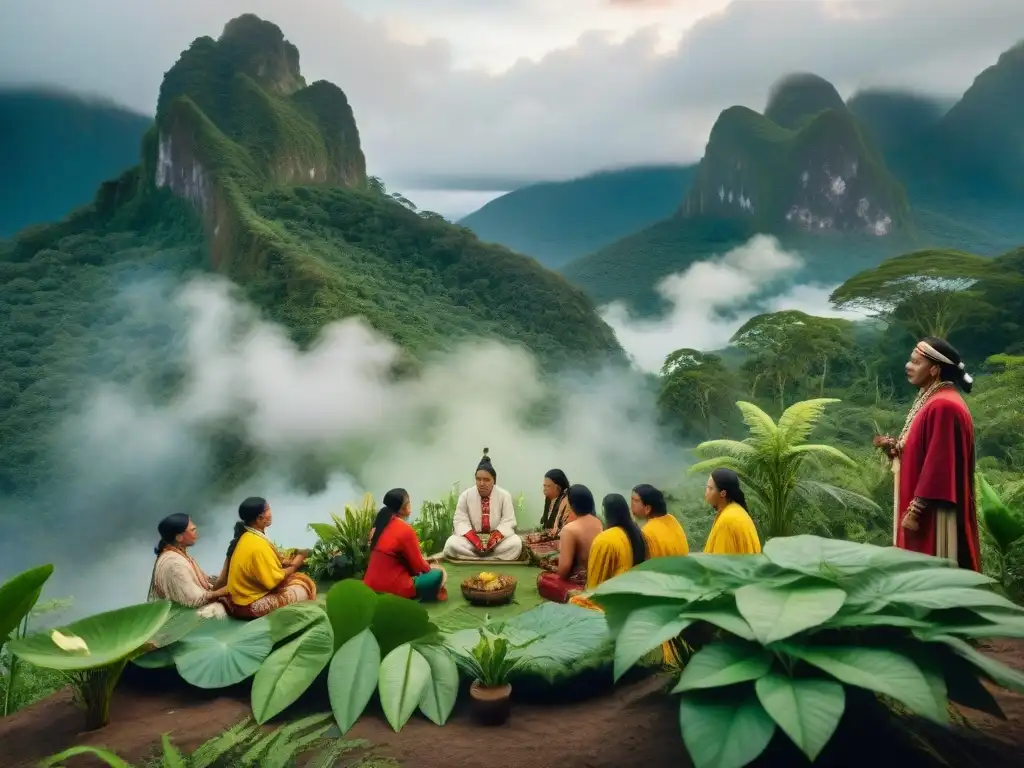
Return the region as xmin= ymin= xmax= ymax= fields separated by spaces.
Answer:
xmin=2 ymin=0 xmax=1022 ymax=216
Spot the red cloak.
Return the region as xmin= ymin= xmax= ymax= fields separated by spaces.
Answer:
xmin=896 ymin=388 xmax=981 ymax=571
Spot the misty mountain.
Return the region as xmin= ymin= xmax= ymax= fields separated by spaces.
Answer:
xmin=0 ymin=88 xmax=152 ymax=237
xmin=0 ymin=14 xmax=623 ymax=502
xmin=458 ymin=165 xmax=695 ymax=268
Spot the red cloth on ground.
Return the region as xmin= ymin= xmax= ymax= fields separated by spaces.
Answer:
xmin=536 ymin=570 xmax=586 ymax=604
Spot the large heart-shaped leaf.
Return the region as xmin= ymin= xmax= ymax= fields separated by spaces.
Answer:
xmin=922 ymin=633 xmax=1024 ymax=695
xmin=326 ymin=579 xmax=378 ymax=649
xmin=327 ymin=627 xmax=381 ymax=735
xmin=755 ymin=673 xmax=846 ymax=761
xmin=779 ymin=642 xmax=945 ymax=722
xmin=844 ymin=567 xmax=995 ymax=612
xmin=678 ymin=686 xmax=776 ymax=768
xmin=890 ymin=586 xmax=1021 ymax=613
xmin=679 ymin=605 xmax=756 ymax=641
xmin=673 ymin=639 xmax=772 ymax=693
xmin=267 ymin=602 xmax=327 ymax=644
xmin=613 ymin=604 xmax=693 ymax=681
xmin=735 ymin=582 xmax=846 ymax=644
xmin=9 ymin=600 xmax=171 ymax=670
xmin=977 ymin=473 xmax=1024 ymax=551
xmin=371 ymin=594 xmax=431 ymax=657
xmin=251 ymin=620 xmax=335 ymax=723
xmin=378 ymin=642 xmax=431 ymax=731
xmin=0 ymin=564 xmax=53 ymax=643
xmin=148 ymin=605 xmax=206 ymax=648
xmin=417 ymin=643 xmax=460 ymax=726
xmin=593 ymin=569 xmax=717 ymax=602
xmin=764 ymin=535 xmax=944 ymax=579
xmin=173 ymin=617 xmax=273 ymax=689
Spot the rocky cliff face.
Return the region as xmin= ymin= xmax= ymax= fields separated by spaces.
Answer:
xmin=152 ymin=15 xmax=366 ymax=224
xmin=681 ymin=75 xmax=909 ymax=236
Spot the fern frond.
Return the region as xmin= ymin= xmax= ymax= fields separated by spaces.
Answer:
xmin=188 ymin=718 xmax=259 ymax=768
xmin=692 ymin=439 xmax=756 ymax=460
xmin=735 ymin=401 xmax=779 ymax=443
xmin=777 ymin=398 xmax=841 ymax=444
xmin=795 ymin=480 xmax=881 ymax=511
xmin=788 ymin=443 xmax=858 ymax=466
xmin=689 ymin=456 xmax=745 ymax=476
xmin=304 ymin=739 xmax=372 ymax=768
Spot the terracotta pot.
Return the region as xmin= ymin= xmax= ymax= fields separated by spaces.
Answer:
xmin=469 ymin=680 xmax=512 ymax=725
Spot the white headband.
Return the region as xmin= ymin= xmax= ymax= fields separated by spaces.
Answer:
xmin=916 ymin=341 xmax=973 ymax=385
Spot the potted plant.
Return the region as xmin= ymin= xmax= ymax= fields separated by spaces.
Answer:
xmin=456 ymin=630 xmax=523 ymax=726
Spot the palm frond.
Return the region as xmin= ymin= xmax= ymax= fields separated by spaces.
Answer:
xmin=788 ymin=443 xmax=858 ymax=467
xmin=692 ymin=439 xmax=756 ymax=460
xmin=777 ymin=398 xmax=841 ymax=444
xmin=735 ymin=401 xmax=779 ymax=444
xmin=795 ymin=480 xmax=881 ymax=512
xmin=689 ymin=456 xmax=745 ymax=476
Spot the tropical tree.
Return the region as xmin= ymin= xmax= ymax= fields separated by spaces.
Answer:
xmin=690 ymin=398 xmax=878 ymax=539
xmin=658 ymin=348 xmax=737 ymax=437
xmin=730 ymin=311 xmax=856 ymax=405
xmin=829 ymin=249 xmax=1006 ymax=339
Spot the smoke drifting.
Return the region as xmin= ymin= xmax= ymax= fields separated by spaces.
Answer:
xmin=6 ymin=275 xmax=679 ymax=619
xmin=601 ymin=235 xmax=865 ymax=372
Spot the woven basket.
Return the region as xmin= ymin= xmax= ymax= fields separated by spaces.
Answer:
xmin=461 ymin=574 xmax=517 ymax=606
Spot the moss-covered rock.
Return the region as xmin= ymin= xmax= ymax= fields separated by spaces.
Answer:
xmin=681 ymin=74 xmax=910 ymax=236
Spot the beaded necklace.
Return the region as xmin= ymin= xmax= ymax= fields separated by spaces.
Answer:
xmin=896 ymin=380 xmax=952 ymax=450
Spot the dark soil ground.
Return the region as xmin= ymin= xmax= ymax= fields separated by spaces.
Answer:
xmin=2 ymin=640 xmax=1022 ymax=768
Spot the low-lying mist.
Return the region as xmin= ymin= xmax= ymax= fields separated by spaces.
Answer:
xmin=4 ymin=275 xmax=684 ymax=620
xmin=602 ymin=235 xmax=865 ymax=372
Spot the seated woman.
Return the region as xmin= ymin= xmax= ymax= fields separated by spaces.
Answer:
xmin=364 ymin=488 xmax=448 ymax=602
xmin=443 ymin=449 xmax=523 ymax=561
xmin=522 ymin=468 xmax=573 ymax=559
xmin=536 ymin=485 xmax=604 ymax=603
xmin=704 ymin=468 xmax=761 ymax=554
xmin=569 ymin=494 xmax=647 ymax=610
xmin=222 ymin=497 xmax=317 ymax=619
xmin=632 ymin=484 xmax=690 ymax=557
xmin=147 ymin=513 xmax=230 ymax=619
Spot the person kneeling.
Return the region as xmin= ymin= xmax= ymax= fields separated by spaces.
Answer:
xmin=537 ymin=485 xmax=603 ymax=603
xmin=364 ymin=488 xmax=448 ymax=602
xmin=223 ymin=497 xmax=317 ymax=619
xmin=443 ymin=449 xmax=523 ymax=560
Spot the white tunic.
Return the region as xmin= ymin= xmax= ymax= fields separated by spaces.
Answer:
xmin=444 ymin=485 xmax=523 ymax=560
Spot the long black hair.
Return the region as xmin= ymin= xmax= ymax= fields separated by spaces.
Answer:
xmin=632 ymin=484 xmax=667 ymax=517
xmin=602 ymin=493 xmax=646 ymax=566
xmin=155 ymin=513 xmax=190 ymax=556
xmin=226 ymin=496 xmax=268 ymax=560
xmin=919 ymin=336 xmax=974 ymax=394
xmin=541 ymin=468 xmax=570 ymax=528
xmin=369 ymin=488 xmax=409 ymax=551
xmin=710 ymin=468 xmax=748 ymax=511
xmin=566 ymin=484 xmax=596 ymax=516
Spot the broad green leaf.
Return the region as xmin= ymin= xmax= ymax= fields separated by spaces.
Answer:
xmin=735 ymin=582 xmax=846 ymax=644
xmin=843 ymin=567 xmax=995 ymax=612
xmin=632 ymin=553 xmax=782 ymax=588
xmin=679 ymin=607 xmax=756 ymax=642
xmin=37 ymin=745 xmax=132 ymax=767
xmin=417 ymin=644 xmax=460 ymax=725
xmin=173 ymin=617 xmax=273 ymax=689
xmin=267 ymin=602 xmax=328 ymax=644
xmin=823 ymin=611 xmax=933 ymax=631
xmin=326 ymin=579 xmax=379 ymax=649
xmin=678 ymin=687 xmax=776 ymax=768
xmin=593 ymin=569 xmax=718 ymax=602
xmin=673 ymin=639 xmax=772 ymax=693
xmin=977 ymin=473 xmax=1024 ymax=551
xmin=764 ymin=535 xmax=943 ymax=579
xmin=251 ymin=621 xmax=335 ymax=723
xmin=591 ymin=593 xmax=687 ymax=636
xmin=889 ymin=586 xmax=1021 ymax=613
xmin=0 ymin=563 xmax=53 ymax=643
xmin=9 ymin=600 xmax=171 ymax=670
xmin=755 ymin=673 xmax=844 ymax=761
xmin=922 ymin=634 xmax=1024 ymax=695
xmin=378 ymin=643 xmax=431 ymax=732
xmin=372 ymin=594 xmax=431 ymax=657
xmin=779 ymin=643 xmax=945 ymax=722
xmin=327 ymin=627 xmax=381 ymax=734
xmin=132 ymin=644 xmax=177 ymax=669
xmin=309 ymin=522 xmax=339 ymax=543
xmin=149 ymin=605 xmax=206 ymax=648
xmin=613 ymin=604 xmax=693 ymax=681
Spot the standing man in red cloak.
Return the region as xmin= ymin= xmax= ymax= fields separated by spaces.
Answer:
xmin=874 ymin=337 xmax=981 ymax=571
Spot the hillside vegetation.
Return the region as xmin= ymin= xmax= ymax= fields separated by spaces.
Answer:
xmin=0 ymin=14 xmax=623 ymax=499
xmin=0 ymin=89 xmax=152 ymax=237
xmin=458 ymin=165 xmax=695 ymax=268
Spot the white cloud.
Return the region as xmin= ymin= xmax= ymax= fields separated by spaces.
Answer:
xmin=602 ymin=235 xmax=865 ymax=372
xmin=1 ymin=0 xmax=1022 ymax=193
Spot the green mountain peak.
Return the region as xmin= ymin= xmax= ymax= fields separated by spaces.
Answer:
xmin=764 ymin=72 xmax=846 ymax=129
